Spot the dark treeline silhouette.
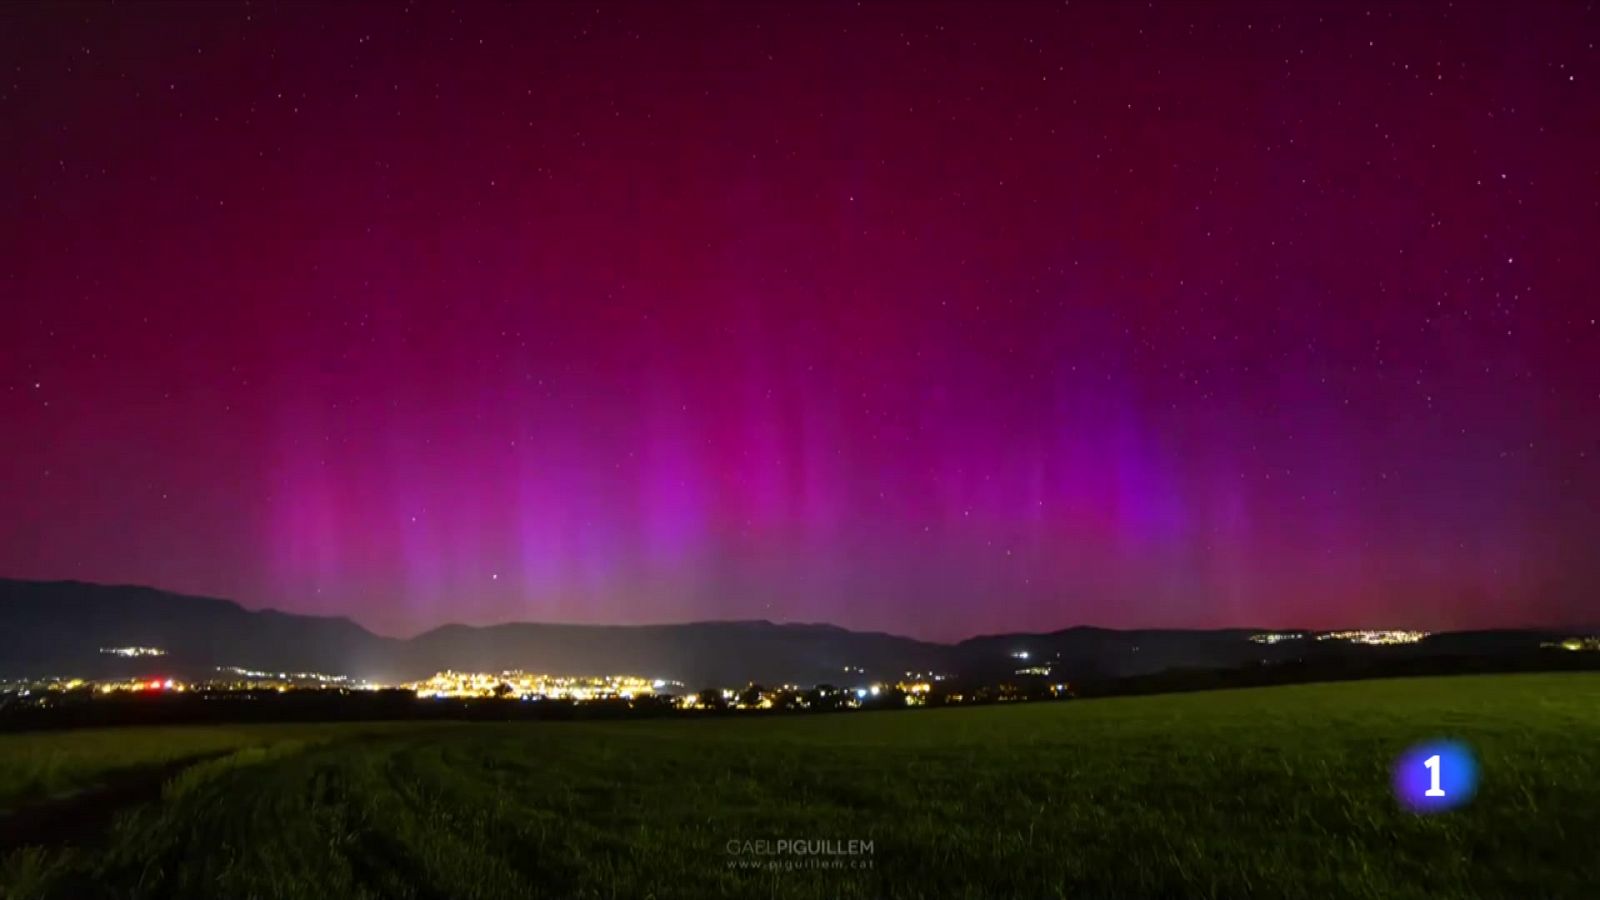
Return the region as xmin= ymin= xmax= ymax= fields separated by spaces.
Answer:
xmin=1070 ymin=650 xmax=1600 ymax=697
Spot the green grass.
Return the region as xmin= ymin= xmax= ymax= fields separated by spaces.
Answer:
xmin=4 ymin=673 xmax=1599 ymax=899
xmin=0 ymin=722 xmax=445 ymax=810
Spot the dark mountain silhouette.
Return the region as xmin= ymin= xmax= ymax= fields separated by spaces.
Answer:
xmin=0 ymin=579 xmax=1583 ymax=687
xmin=0 ymin=579 xmax=396 ymax=680
xmin=402 ymin=619 xmax=946 ymax=687
xmin=0 ymin=579 xmax=944 ymax=685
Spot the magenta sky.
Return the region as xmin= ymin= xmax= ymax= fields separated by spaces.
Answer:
xmin=2 ymin=2 xmax=1597 ymax=639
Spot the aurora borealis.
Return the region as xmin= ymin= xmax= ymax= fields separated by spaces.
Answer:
xmin=2 ymin=2 xmax=1597 ymax=639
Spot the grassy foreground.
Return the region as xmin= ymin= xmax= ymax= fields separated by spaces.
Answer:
xmin=3 ymin=673 xmax=1598 ymax=899
xmin=0 ymin=722 xmax=442 ymax=811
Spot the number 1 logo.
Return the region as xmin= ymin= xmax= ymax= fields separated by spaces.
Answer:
xmin=1395 ymin=740 xmax=1476 ymax=812
xmin=1424 ymin=754 xmax=1446 ymax=797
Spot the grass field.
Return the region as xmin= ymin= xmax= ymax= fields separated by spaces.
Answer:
xmin=2 ymin=673 xmax=1598 ymax=899
xmin=0 ymin=722 xmax=442 ymax=812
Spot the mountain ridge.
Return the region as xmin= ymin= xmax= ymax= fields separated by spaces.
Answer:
xmin=1 ymin=578 xmax=1584 ymax=686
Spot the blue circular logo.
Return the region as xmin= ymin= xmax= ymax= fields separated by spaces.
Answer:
xmin=1392 ymin=740 xmax=1478 ymax=813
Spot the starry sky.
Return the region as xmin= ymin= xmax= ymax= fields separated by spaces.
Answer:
xmin=2 ymin=2 xmax=1598 ymax=640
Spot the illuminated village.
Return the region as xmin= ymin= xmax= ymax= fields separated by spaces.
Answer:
xmin=0 ymin=661 xmax=1060 ymax=713
xmin=408 ymin=671 xmax=669 ymax=702
xmin=1249 ymin=630 xmax=1430 ymax=646
xmin=7 ymin=630 xmax=1596 ymax=717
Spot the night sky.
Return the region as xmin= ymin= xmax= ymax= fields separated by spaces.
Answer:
xmin=2 ymin=3 xmax=1597 ymax=640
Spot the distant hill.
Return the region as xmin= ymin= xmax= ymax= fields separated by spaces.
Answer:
xmin=949 ymin=626 xmax=1275 ymax=681
xmin=0 ymin=579 xmax=1584 ymax=687
xmin=0 ymin=579 xmax=944 ymax=685
xmin=402 ymin=619 xmax=947 ymax=687
xmin=0 ymin=579 xmax=396 ymax=680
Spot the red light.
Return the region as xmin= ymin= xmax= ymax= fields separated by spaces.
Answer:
xmin=148 ymin=679 xmax=163 ymax=690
